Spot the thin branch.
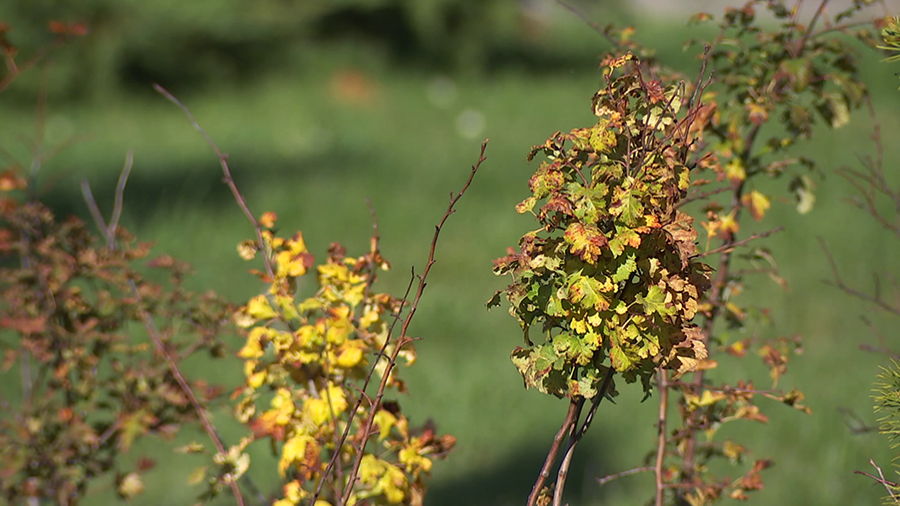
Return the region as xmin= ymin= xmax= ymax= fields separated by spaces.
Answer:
xmin=79 ymin=177 xmax=246 ymax=506
xmin=312 ymin=272 xmax=416 ymax=504
xmin=677 ymin=185 xmax=732 ymax=209
xmin=553 ymin=367 xmax=616 ymax=506
xmin=108 ymin=151 xmax=133 ymax=248
xmin=527 ymin=399 xmax=582 ymax=506
xmin=795 ymin=0 xmax=830 ymax=56
xmin=693 ymin=227 xmax=784 ymax=259
xmin=856 ymin=459 xmax=900 ymax=501
xmin=597 ymin=466 xmax=653 ymax=487
xmin=552 ymin=0 xmax=624 ymax=50
xmin=552 ymin=398 xmax=585 ymax=506
xmin=819 ymin=237 xmax=900 ymax=317
xmin=153 ymin=84 xmax=275 ymax=280
xmin=339 ymin=140 xmax=489 ymax=506
xmin=655 ymin=370 xmax=668 ymax=506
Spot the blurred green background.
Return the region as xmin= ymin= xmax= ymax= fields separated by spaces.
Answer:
xmin=2 ymin=0 xmax=900 ymax=505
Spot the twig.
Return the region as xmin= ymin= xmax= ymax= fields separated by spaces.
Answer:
xmin=552 ymin=0 xmax=624 ymax=50
xmin=795 ymin=0 xmax=830 ymax=56
xmin=312 ymin=273 xmax=416 ymax=504
xmin=693 ymin=227 xmax=784 ymax=259
xmin=856 ymin=459 xmax=900 ymax=501
xmin=819 ymin=237 xmax=900 ymax=317
xmin=338 ymin=140 xmax=489 ymax=506
xmin=108 ymin=151 xmax=133 ymax=248
xmin=677 ymin=185 xmax=731 ymax=209
xmin=153 ymin=84 xmax=275 ymax=280
xmin=597 ymin=466 xmax=653 ymax=487
xmin=79 ymin=175 xmax=246 ymax=506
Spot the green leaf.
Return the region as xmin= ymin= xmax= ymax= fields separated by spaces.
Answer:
xmin=609 ymin=185 xmax=644 ymax=226
xmin=789 ymin=174 xmax=816 ymax=214
xmin=636 ymin=285 xmax=672 ymax=316
xmin=611 ymin=254 xmax=638 ymax=283
xmin=567 ymin=273 xmax=610 ymax=311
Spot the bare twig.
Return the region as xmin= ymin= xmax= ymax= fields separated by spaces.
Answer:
xmin=597 ymin=466 xmax=653 ymax=486
xmin=694 ymin=227 xmax=784 ymax=259
xmin=108 ymin=151 xmax=133 ymax=247
xmin=552 ymin=0 xmax=625 ymax=50
xmin=79 ymin=174 xmax=246 ymax=506
xmin=312 ymin=272 xmax=416 ymax=504
xmin=856 ymin=459 xmax=900 ymax=501
xmin=338 ymin=140 xmax=489 ymax=505
xmin=153 ymin=84 xmax=275 ymax=280
xmin=795 ymin=0 xmax=830 ymax=56
xmin=819 ymin=237 xmax=900 ymax=317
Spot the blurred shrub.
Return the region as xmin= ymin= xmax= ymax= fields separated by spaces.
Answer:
xmin=0 ymin=0 xmax=547 ymax=102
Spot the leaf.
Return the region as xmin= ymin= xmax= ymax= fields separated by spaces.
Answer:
xmin=589 ymin=120 xmax=617 ymax=153
xmin=609 ymin=186 xmax=644 ymax=226
xmin=247 ymin=295 xmax=278 ymax=320
xmin=636 ymin=285 xmax=671 ymax=316
xmin=516 ymin=196 xmax=537 ymax=214
xmin=611 ymin=254 xmax=638 ymax=283
xmin=117 ymin=472 xmax=145 ymax=499
xmin=789 ymin=175 xmax=816 ymax=214
xmin=567 ymin=273 xmax=610 ymax=311
xmin=564 ymin=222 xmax=608 ymax=263
xmin=609 ymin=345 xmax=636 ymax=372
xmin=741 ymin=190 xmax=771 ymax=221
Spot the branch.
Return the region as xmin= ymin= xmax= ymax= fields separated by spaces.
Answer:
xmin=527 ymin=399 xmax=581 ymax=506
xmin=551 ymin=0 xmax=624 ymax=51
xmin=655 ymin=371 xmax=668 ymax=506
xmin=693 ymin=227 xmax=784 ymax=259
xmin=80 ymin=172 xmax=245 ymax=506
xmin=153 ymin=84 xmax=275 ymax=280
xmin=856 ymin=459 xmax=900 ymax=502
xmin=597 ymin=466 xmax=653 ymax=487
xmin=553 ymin=367 xmax=616 ymax=506
xmin=819 ymin=236 xmax=900 ymax=317
xmin=339 ymin=139 xmax=488 ymax=505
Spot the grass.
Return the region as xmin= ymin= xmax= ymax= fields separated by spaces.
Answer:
xmin=3 ymin=13 xmax=900 ymax=506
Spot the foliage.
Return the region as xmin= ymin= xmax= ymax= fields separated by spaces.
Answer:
xmin=492 ymin=1 xmax=879 ymax=504
xmin=0 ymin=187 xmax=233 ymax=503
xmin=0 ymin=0 xmax=528 ymax=101
xmin=218 ymin=214 xmax=455 ymax=505
xmin=490 ymin=53 xmax=711 ymax=399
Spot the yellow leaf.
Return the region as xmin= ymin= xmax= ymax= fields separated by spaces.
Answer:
xmin=188 ymin=466 xmax=207 ymax=485
xmin=237 ymin=240 xmax=258 ymax=260
xmin=724 ymin=159 xmax=746 ymax=183
xmin=335 ymin=340 xmax=366 ymax=368
xmin=741 ymin=190 xmax=771 ymax=221
xmin=247 ymin=295 xmax=278 ymax=320
xmin=373 ymin=409 xmax=398 ymax=441
xmin=117 ymin=472 xmax=144 ymax=499
xmin=259 ymin=211 xmax=278 ymax=228
xmin=279 ymin=433 xmax=312 ymax=477
xmin=516 ymin=196 xmax=537 ymax=214
xmin=238 ymin=327 xmax=268 ymax=359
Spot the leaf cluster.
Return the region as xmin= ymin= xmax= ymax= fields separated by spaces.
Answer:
xmin=0 ymin=196 xmax=232 ymax=504
xmin=491 ymin=55 xmax=714 ymax=400
xmin=226 ymin=213 xmax=454 ymax=506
